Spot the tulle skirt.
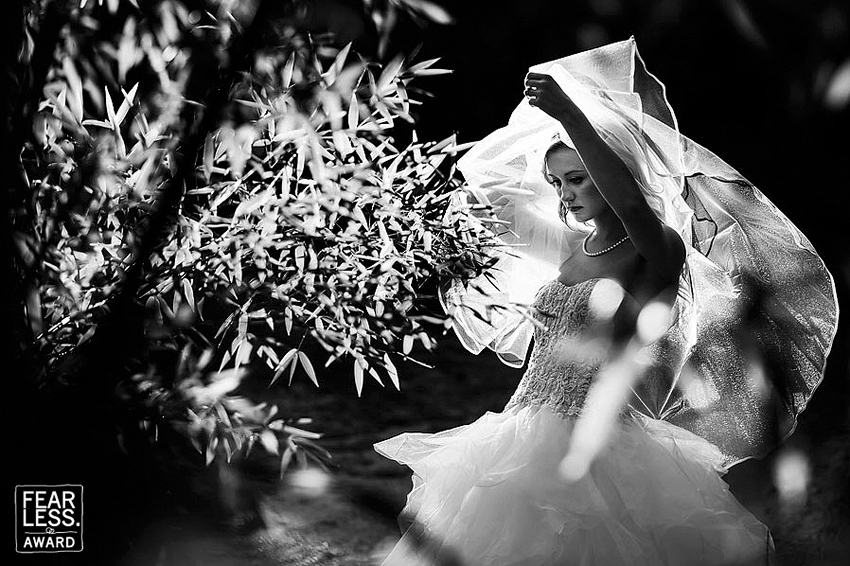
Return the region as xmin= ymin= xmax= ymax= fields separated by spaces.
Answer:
xmin=374 ymin=404 xmax=773 ymax=566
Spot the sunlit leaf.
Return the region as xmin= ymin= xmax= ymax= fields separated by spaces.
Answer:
xmin=409 ymin=67 xmax=452 ymax=77
xmin=298 ymin=351 xmax=318 ymax=387
xmin=205 ymin=436 xmax=219 ymax=465
xmin=272 ymin=348 xmax=298 ymax=385
xmin=353 ymin=359 xmax=364 ymax=396
xmin=384 ymin=353 xmax=400 ymax=390
xmin=279 ymin=446 xmax=295 ymax=477
xmin=398 ymin=0 xmax=455 ymax=24
xmin=114 ymin=83 xmax=138 ymax=126
xmin=284 ymin=307 xmax=293 ymax=335
xmin=377 ymin=54 xmax=404 ymax=96
xmin=324 ymin=42 xmax=352 ymax=86
xmin=406 ymin=57 xmax=441 ymax=74
xmin=282 ymin=52 xmax=296 ymax=89
xmin=62 ymin=57 xmax=84 ymax=123
xmin=81 ymin=119 xmax=112 ymax=129
xmin=203 ymin=133 xmax=215 ymax=180
xmin=368 ymin=366 xmax=384 ymax=386
xmin=259 ymin=430 xmax=279 ymax=455
xmin=289 ymin=350 xmax=300 ymax=385
xmin=104 ymin=86 xmax=117 ymax=130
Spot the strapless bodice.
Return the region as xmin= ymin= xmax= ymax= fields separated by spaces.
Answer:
xmin=505 ymin=278 xmax=608 ymax=417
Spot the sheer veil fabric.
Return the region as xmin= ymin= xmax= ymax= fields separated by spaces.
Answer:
xmin=441 ymin=37 xmax=839 ymax=467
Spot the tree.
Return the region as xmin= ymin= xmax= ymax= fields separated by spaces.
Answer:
xmin=3 ymin=0 xmax=497 ymax=561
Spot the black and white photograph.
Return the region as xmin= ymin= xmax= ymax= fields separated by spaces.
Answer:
xmin=3 ymin=1 xmax=848 ymax=565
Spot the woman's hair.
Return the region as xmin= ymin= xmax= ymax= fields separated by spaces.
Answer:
xmin=541 ymin=138 xmax=668 ymax=228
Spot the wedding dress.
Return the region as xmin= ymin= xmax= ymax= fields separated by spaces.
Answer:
xmin=375 ymin=278 xmax=772 ymax=566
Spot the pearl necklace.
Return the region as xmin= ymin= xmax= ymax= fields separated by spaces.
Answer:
xmin=582 ymin=230 xmax=630 ymax=257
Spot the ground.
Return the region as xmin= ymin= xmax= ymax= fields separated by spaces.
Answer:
xmin=124 ymin=335 xmax=850 ymax=566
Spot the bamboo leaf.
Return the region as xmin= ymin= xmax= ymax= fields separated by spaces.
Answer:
xmin=377 ymin=54 xmax=404 ymax=95
xmin=334 ymin=42 xmax=352 ymax=74
xmin=298 ymin=351 xmax=318 ymax=387
xmin=205 ymin=436 xmax=219 ymax=465
xmin=347 ymin=92 xmax=359 ymax=130
xmin=282 ymin=425 xmax=322 ymax=440
xmin=62 ymin=56 xmax=84 ymax=123
xmin=289 ymin=350 xmax=300 ymax=385
xmin=259 ymin=430 xmax=279 ymax=455
xmin=114 ymin=83 xmax=138 ymax=127
xmin=235 ymin=340 xmax=252 ymax=367
xmin=284 ymin=307 xmax=293 ymax=335
xmin=368 ymin=366 xmax=384 ymax=386
xmin=396 ymin=81 xmax=409 ymax=113
xmin=81 ymin=119 xmax=113 ymax=129
xmin=272 ymin=348 xmax=298 ymax=385
xmin=279 ymin=446 xmax=294 ymax=477
xmin=104 ymin=86 xmax=117 ymax=130
xmin=383 ymin=353 xmax=400 ymax=390
xmin=294 ymin=245 xmax=306 ymax=270
xmin=181 ymin=278 xmax=195 ymax=311
xmin=282 ymin=52 xmax=296 ymax=89
xmin=293 ymin=438 xmax=331 ymax=461
xmin=238 ymin=311 xmax=248 ymax=338
xmin=410 ymin=68 xmax=452 ymax=77
xmin=407 ymin=57 xmax=441 ymax=73
xmin=353 ymin=360 xmax=364 ymax=397
xmin=400 ymin=0 xmax=455 ymax=24
xmin=323 ymin=42 xmax=351 ymax=85
xmin=203 ymin=132 xmax=215 ymax=180
xmin=295 ymin=446 xmax=308 ymax=469
xmin=117 ymin=18 xmax=137 ymax=82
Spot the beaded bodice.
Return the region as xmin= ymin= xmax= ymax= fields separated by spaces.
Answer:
xmin=505 ymin=278 xmax=607 ymax=418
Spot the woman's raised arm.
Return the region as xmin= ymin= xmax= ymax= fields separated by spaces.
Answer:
xmin=525 ymin=72 xmax=684 ymax=281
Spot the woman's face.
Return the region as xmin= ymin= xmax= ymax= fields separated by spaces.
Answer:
xmin=545 ymin=146 xmax=610 ymax=223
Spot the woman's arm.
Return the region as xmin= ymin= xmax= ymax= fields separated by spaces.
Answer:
xmin=525 ymin=72 xmax=684 ymax=281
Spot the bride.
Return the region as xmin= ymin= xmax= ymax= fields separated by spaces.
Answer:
xmin=374 ymin=38 xmax=838 ymax=566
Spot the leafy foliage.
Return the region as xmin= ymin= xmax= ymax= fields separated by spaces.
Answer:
xmin=16 ymin=0 xmax=498 ymax=473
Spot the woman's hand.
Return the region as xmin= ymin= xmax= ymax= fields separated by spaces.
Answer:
xmin=524 ymin=72 xmax=579 ymax=123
